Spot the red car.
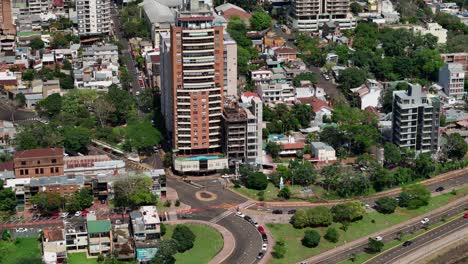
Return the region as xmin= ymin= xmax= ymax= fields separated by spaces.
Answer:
xmin=258 ymin=226 xmax=265 ymax=234
xmin=52 ymin=213 xmax=59 ymax=219
xmin=463 ymin=213 xmax=468 ymax=219
xmin=82 ymin=210 xmax=89 ymax=216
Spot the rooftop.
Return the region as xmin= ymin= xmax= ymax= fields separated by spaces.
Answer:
xmin=30 ymin=175 xmax=84 ymax=187
xmin=311 ymin=142 xmax=335 ymax=151
xmin=43 ymin=228 xmax=64 ymax=241
xmin=87 ymin=219 xmax=111 ymax=234
xmin=14 ymin=148 xmax=63 ymax=159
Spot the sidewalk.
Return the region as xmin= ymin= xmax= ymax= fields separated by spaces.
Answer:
xmin=302 ymin=194 xmax=468 ymax=264
xmin=167 ymin=219 xmax=235 ymax=264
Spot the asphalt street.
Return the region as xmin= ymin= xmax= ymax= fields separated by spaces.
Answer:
xmin=367 ymin=216 xmax=468 ymax=264
xmin=0 ymin=101 xmax=37 ymax=121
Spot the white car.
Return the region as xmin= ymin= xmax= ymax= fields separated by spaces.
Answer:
xmin=253 ymin=221 xmax=259 ymax=228
xmin=323 ymin=74 xmax=330 ymax=80
xmin=61 ymin=212 xmax=69 ymax=218
xmin=421 ymin=218 xmax=430 ymax=224
xmin=261 ymin=243 xmax=268 ymax=251
xmin=235 ymin=212 xmax=245 ymax=218
xmin=16 ymin=228 xmax=27 ymax=232
xmin=375 ymin=236 xmax=383 ymax=241
xmin=75 ymin=211 xmax=82 ymax=217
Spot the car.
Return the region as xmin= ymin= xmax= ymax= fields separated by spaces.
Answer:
xmin=464 ymin=213 xmax=468 ymax=219
xmin=253 ymin=221 xmax=259 ymax=228
xmin=100 ymin=199 xmax=106 ymax=204
xmin=32 ymin=214 xmax=41 ymax=220
xmin=16 ymin=228 xmax=27 ymax=232
xmin=272 ymin=209 xmax=283 ymax=214
xmin=115 ymin=219 xmax=122 ymax=224
xmin=60 ymin=212 xmax=69 ymax=218
xmin=244 ymin=215 xmax=252 ymax=222
xmin=257 ymin=252 xmax=265 ymax=260
xmin=52 ymin=213 xmax=60 ymax=219
xmin=75 ymin=211 xmax=82 ymax=217
xmin=261 ymin=233 xmax=268 ymax=242
xmin=323 ymin=74 xmax=330 ymax=80
xmin=81 ymin=210 xmax=89 ymax=216
xmin=421 ymin=217 xmax=430 ymax=224
xmin=258 ymin=226 xmax=265 ymax=234
xmin=135 ymin=91 xmax=140 ymax=96
xmin=287 ymin=209 xmax=297 ymax=215
xmin=435 ymin=186 xmax=445 ymax=192
xmin=375 ymin=236 xmax=383 ymax=241
xmin=402 ymin=241 xmax=413 ymax=247
xmin=261 ymin=243 xmax=268 ymax=251
xmin=235 ymin=212 xmax=245 ymax=218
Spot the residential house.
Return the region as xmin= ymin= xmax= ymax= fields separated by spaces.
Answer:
xmin=263 ymin=31 xmax=284 ymax=49
xmin=215 ymin=3 xmax=251 ymax=26
xmin=13 ymin=148 xmax=64 ymax=178
xmin=130 ymin=206 xmax=161 ymax=262
xmin=438 ymin=63 xmax=465 ymax=100
xmin=272 ymin=46 xmax=298 ymax=62
xmin=350 ymin=79 xmax=383 ymax=110
xmin=87 ymin=217 xmax=112 ymax=257
xmin=65 ymin=218 xmax=88 ymax=252
xmin=310 ymin=142 xmax=336 ymax=162
xmin=441 ymin=52 xmax=468 ymax=73
xmin=0 ymin=120 xmax=15 ymax=147
xmin=42 ymin=228 xmax=67 ymax=264
xmin=297 ymin=97 xmax=333 ymax=123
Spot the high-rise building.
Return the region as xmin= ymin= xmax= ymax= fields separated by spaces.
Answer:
xmin=76 ymin=0 xmax=111 ymax=36
xmin=438 ymin=63 xmax=465 ymax=100
xmin=288 ymin=0 xmax=357 ymax=32
xmin=0 ymin=0 xmax=14 ymax=35
xmin=162 ymin=0 xmax=228 ymax=173
xmin=392 ymin=83 xmax=440 ymax=153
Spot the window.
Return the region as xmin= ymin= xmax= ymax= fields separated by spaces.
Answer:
xmin=20 ymin=170 xmax=24 ymax=175
xmin=40 ymin=168 xmax=44 ymax=174
xmin=25 ymin=169 xmax=29 ymax=175
xmin=21 ymin=161 xmax=26 ymax=165
xmin=55 ymin=167 xmax=59 ymax=173
xmin=37 ymin=161 xmax=40 ymax=165
xmin=35 ymin=169 xmax=39 ymax=174
xmin=50 ymin=168 xmax=54 ymax=173
xmin=52 ymin=159 xmax=57 ymax=163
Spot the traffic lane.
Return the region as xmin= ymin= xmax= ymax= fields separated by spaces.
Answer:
xmin=368 ymin=217 xmax=468 ymax=264
xmin=0 ymin=101 xmax=37 ymax=121
xmin=219 ymin=214 xmax=263 ymax=264
xmin=314 ymin=201 xmax=468 ymax=264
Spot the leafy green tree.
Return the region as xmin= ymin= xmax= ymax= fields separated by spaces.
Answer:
xmin=324 ymin=227 xmax=340 ymax=243
xmin=30 ymin=192 xmax=63 ymax=215
xmin=413 ymin=48 xmax=444 ymax=81
xmin=292 ymin=72 xmax=318 ymax=87
xmin=302 ymin=230 xmax=321 ymax=248
xmin=350 ymin=2 xmax=363 ymax=15
xmin=151 ymin=239 xmax=178 ymax=264
xmin=442 ymin=133 xmax=468 ymax=160
xmin=250 ymin=12 xmax=272 ymax=30
xmin=245 ymin=172 xmax=268 ymax=190
xmin=291 ymin=104 xmax=312 ymax=128
xmin=113 ymin=175 xmax=157 ymax=210
xmin=125 ymin=120 xmax=162 ymax=152
xmin=60 ymin=75 xmax=74 ymax=90
xmin=105 ymin=85 xmax=135 ymax=125
xmin=29 ymin=38 xmax=45 ymax=50
xmin=172 ymin=225 xmax=196 ymax=253
xmin=37 ymin=93 xmax=62 ymax=117
xmin=22 ymin=69 xmax=35 ymax=81
xmin=63 ymin=126 xmax=91 ymax=153
xmin=289 ymin=160 xmax=317 ymax=186
xmin=331 ymin=201 xmax=366 ymax=223
xmin=375 ymin=197 xmax=397 ymax=214
xmin=65 ymin=189 xmax=93 ymax=212
xmin=399 ymin=184 xmax=431 ymax=209
xmin=306 ymin=206 xmax=333 ymax=227
xmin=368 ymin=238 xmax=384 ymax=253
xmin=15 ymin=93 xmax=26 ymax=108
xmin=2 ymin=229 xmax=10 ymax=241
xmin=291 ymin=210 xmax=309 ymax=228
xmin=384 ymin=142 xmax=402 ymax=168
xmin=51 ymin=32 xmax=70 ymax=48
xmin=0 ymin=181 xmax=16 ymax=213
xmin=272 ymin=239 xmax=286 ymax=259
xmin=371 ymin=167 xmax=395 ymax=191
xmin=266 ymin=141 xmax=281 ymax=158
xmin=277 ymin=186 xmax=291 ymax=199
xmin=413 ymin=153 xmax=435 ymax=179
xmin=15 ymin=123 xmax=63 ymax=150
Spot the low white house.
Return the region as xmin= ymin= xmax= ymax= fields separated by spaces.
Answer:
xmin=350 ymin=79 xmax=383 ymax=110
xmin=310 ymin=142 xmax=336 ymax=162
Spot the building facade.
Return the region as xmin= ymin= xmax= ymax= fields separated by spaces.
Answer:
xmin=288 ymin=0 xmax=357 ymax=32
xmin=438 ymin=63 xmax=465 ymax=100
xmin=76 ymin=0 xmax=111 ymax=36
xmin=441 ymin=52 xmax=468 ymax=73
xmin=392 ymin=84 xmax=440 ymax=153
xmin=14 ymin=148 xmax=64 ymax=178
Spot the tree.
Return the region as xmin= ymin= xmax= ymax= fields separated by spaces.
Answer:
xmin=29 ymin=38 xmax=45 ymax=50
xmin=15 ymin=93 xmax=26 ymax=108
xmin=272 ymin=239 xmax=286 ymax=259
xmin=277 ymin=186 xmax=291 ymax=199
xmin=93 ymin=97 xmax=116 ymax=127
xmin=66 ymin=189 xmax=93 ymax=212
xmin=289 ymin=160 xmax=317 ymax=186
xmin=331 ymin=201 xmax=366 ymax=223
xmin=350 ymin=2 xmax=363 ymax=14
xmin=51 ymin=32 xmax=70 ymax=48
xmin=291 ymin=104 xmax=312 ymax=128
xmin=245 ymin=172 xmax=268 ymax=190
xmin=413 ymin=153 xmax=435 ymax=179
xmin=292 ymin=72 xmax=318 ymax=87
xmin=37 ymin=93 xmax=62 ymax=117
xmin=113 ymin=175 xmax=157 ymax=210
xmin=59 ymin=75 xmax=74 ymax=90
xmin=2 ymin=229 xmax=10 ymax=241
xmin=384 ymin=142 xmax=401 ymax=168
xmin=30 ymin=192 xmax=63 ymax=215
xmin=172 ymin=225 xmax=196 ymax=253
xmin=302 ymin=230 xmax=321 ymax=248
xmin=250 ymin=12 xmax=272 ymax=31
xmin=291 ymin=210 xmax=309 ymax=228
xmin=399 ymin=184 xmax=431 ymax=209
xmin=22 ymin=69 xmax=35 ymax=81
xmin=105 ymin=85 xmax=135 ymax=125
xmin=0 ymin=182 xmax=16 ymax=212
xmin=442 ymin=133 xmax=468 ymax=160
xmin=368 ymin=238 xmax=384 ymax=253
xmin=160 ymin=223 xmax=167 ymax=237
xmin=125 ymin=120 xmax=162 ymax=152
xmin=15 ymin=123 xmax=63 ymax=150
xmin=152 ymin=239 xmax=178 ymax=264
xmin=375 ymin=197 xmax=397 ymax=214
xmin=266 ymin=141 xmax=281 ymax=158
xmin=338 ymin=67 xmax=367 ymax=90
xmin=306 ymin=206 xmax=333 ymax=227
xmin=63 ymin=126 xmax=91 ymax=154
xmin=324 ymin=227 xmax=340 ymax=243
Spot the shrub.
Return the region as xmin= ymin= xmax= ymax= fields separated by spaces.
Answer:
xmin=272 ymin=239 xmax=286 ymax=259
xmin=375 ymin=197 xmax=397 ymax=214
xmin=291 ymin=210 xmax=309 ymax=228
xmin=277 ymin=186 xmax=291 ymax=199
xmin=331 ymin=201 xmax=366 ymax=223
xmin=368 ymin=238 xmax=384 ymax=253
xmin=172 ymin=225 xmax=196 ymax=252
xmin=164 ymin=200 xmax=172 ymax=207
xmin=307 ymin=206 xmax=333 ymax=227
xmin=175 ymin=199 xmax=181 ymax=207
xmin=160 ymin=223 xmax=167 ymax=236
xmin=324 ymin=227 xmax=339 ymax=243
xmin=245 ymin=172 xmax=268 ymax=190
xmin=302 ymin=230 xmax=321 ymax=248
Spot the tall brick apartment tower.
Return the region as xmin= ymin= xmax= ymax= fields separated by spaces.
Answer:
xmin=166 ymin=0 xmax=228 ymax=173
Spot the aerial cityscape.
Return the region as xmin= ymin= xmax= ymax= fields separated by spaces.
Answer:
xmin=0 ymin=0 xmax=466 ymax=263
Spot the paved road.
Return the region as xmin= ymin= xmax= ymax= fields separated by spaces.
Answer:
xmin=167 ymin=177 xmax=263 ymax=264
xmin=367 ymin=216 xmax=468 ymax=264
xmin=0 ymin=101 xmax=37 ymax=121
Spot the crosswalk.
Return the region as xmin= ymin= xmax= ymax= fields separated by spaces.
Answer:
xmin=209 ymin=210 xmax=233 ymax=224
xmin=238 ymin=200 xmax=256 ymax=209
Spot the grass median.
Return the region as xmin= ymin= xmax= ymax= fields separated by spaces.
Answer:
xmin=163 ymin=223 xmax=223 ymax=264
xmin=267 ymin=187 xmax=468 ymax=264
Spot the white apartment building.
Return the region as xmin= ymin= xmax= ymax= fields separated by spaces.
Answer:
xmin=224 ymin=32 xmax=237 ymax=97
xmin=413 ymin=23 xmax=447 ymax=44
xmin=76 ymin=0 xmax=111 ymax=35
xmin=288 ymin=0 xmax=357 ymax=32
xmin=439 ymin=63 xmax=465 ymax=100
xmin=245 ymin=97 xmax=263 ymax=166
xmin=257 ymin=82 xmax=295 ymax=104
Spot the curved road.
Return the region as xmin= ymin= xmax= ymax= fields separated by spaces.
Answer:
xmin=0 ymin=101 xmax=37 ymax=121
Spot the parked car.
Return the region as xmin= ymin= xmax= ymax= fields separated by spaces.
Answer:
xmin=261 ymin=233 xmax=268 ymax=242
xmin=464 ymin=213 xmax=468 ymax=219
xmin=287 ymin=209 xmax=297 ymax=215
xmin=261 ymin=243 xmax=268 ymax=251
xmin=16 ymin=228 xmax=27 ymax=232
xmin=244 ymin=215 xmax=252 ymax=222
xmin=235 ymin=212 xmax=245 ymax=218
xmin=252 ymin=221 xmax=259 ymax=228
xmin=402 ymin=241 xmax=413 ymax=247
xmin=421 ymin=217 xmax=430 ymax=224
xmin=60 ymin=212 xmax=69 ymax=218
xmin=258 ymin=226 xmax=265 ymax=234
xmin=435 ymin=186 xmax=445 ymax=192
xmin=374 ymin=236 xmax=383 ymax=241
xmin=32 ymin=214 xmax=41 ymax=220
xmin=322 ymin=73 xmax=330 ymax=80
xmin=272 ymin=209 xmax=283 ymax=214
xmin=257 ymin=252 xmax=265 ymax=260
xmin=81 ymin=210 xmax=89 ymax=216
xmin=52 ymin=213 xmax=60 ymax=219
xmin=75 ymin=211 xmax=82 ymax=217
xmin=100 ymin=199 xmax=106 ymax=204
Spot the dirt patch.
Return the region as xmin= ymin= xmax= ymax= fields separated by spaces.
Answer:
xmin=195 ymin=190 xmax=218 ymax=202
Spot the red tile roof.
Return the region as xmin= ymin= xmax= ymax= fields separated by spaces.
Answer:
xmin=297 ymin=97 xmax=332 ymax=113
xmin=222 ymin=8 xmax=252 ymax=20
xmin=43 ymin=228 xmax=64 ymax=241
xmin=273 ymin=47 xmax=298 ymax=55
xmin=242 ymin=91 xmax=260 ymax=98
xmin=280 ymin=142 xmax=305 ymax=150
xmin=0 ymin=161 xmax=13 ymax=171
xmin=14 ymin=148 xmax=64 ymax=159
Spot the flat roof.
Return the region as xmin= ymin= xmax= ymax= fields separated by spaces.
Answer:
xmin=87 ymin=219 xmax=111 ymax=234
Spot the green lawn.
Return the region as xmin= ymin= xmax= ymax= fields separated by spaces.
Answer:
xmin=231 ymin=183 xmax=323 ymax=202
xmin=267 ymin=188 xmax=468 ymax=264
xmin=0 ymin=238 xmax=42 ymax=264
xmin=163 ymin=223 xmax=223 ymax=264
